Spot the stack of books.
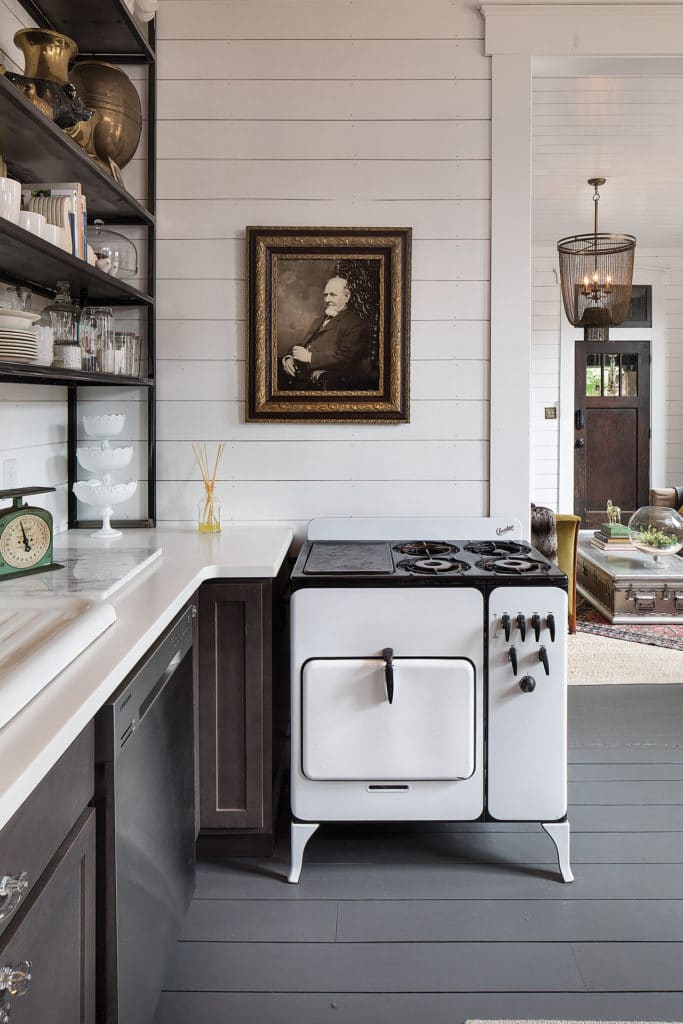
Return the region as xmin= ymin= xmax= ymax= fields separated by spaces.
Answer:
xmin=591 ymin=522 xmax=634 ymax=552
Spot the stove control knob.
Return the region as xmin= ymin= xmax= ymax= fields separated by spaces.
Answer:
xmin=539 ymin=645 xmax=550 ymax=676
xmin=508 ymin=646 xmax=518 ymax=676
xmin=519 ymin=675 xmax=536 ymax=693
xmin=546 ymin=613 xmax=556 ymax=642
xmin=531 ymin=612 xmax=541 ymax=641
xmin=500 ymin=613 xmax=511 ymax=642
xmin=516 ymin=613 xmax=526 ymax=641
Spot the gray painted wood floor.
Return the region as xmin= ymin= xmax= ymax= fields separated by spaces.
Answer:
xmin=155 ymin=684 xmax=683 ymax=1023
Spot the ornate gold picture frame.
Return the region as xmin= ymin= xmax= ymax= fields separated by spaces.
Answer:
xmin=246 ymin=226 xmax=411 ymax=423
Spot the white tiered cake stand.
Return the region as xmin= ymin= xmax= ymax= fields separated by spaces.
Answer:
xmin=73 ymin=413 xmax=137 ymax=539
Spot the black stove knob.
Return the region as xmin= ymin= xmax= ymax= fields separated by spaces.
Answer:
xmin=546 ymin=613 xmax=556 ymax=642
xmin=500 ymin=613 xmax=511 ymax=642
xmin=508 ymin=646 xmax=518 ymax=676
xmin=519 ymin=675 xmax=536 ymax=693
xmin=516 ymin=613 xmax=526 ymax=641
xmin=539 ymin=645 xmax=550 ymax=676
xmin=531 ymin=613 xmax=541 ymax=641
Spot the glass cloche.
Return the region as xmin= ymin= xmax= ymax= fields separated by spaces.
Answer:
xmin=91 ymin=219 xmax=138 ymax=279
xmin=627 ymin=505 xmax=683 ymax=562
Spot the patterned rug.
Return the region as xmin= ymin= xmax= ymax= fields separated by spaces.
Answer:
xmin=576 ymin=597 xmax=683 ymax=652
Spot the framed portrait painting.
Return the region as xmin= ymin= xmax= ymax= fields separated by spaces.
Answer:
xmin=246 ymin=226 xmax=411 ymax=422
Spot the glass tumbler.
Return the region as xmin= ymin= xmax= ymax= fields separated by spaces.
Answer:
xmin=82 ymin=307 xmax=114 ymax=373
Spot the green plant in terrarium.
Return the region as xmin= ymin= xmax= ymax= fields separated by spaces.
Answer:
xmin=638 ymin=524 xmax=678 ymax=549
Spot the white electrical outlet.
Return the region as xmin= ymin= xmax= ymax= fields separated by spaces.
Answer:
xmin=3 ymin=460 xmax=17 ymax=489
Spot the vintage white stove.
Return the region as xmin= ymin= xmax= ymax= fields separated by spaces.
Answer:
xmin=287 ymin=517 xmax=573 ymax=884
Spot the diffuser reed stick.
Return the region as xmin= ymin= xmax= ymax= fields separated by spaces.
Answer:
xmin=193 ymin=441 xmax=224 ymax=533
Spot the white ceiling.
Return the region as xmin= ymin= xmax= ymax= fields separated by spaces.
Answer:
xmin=532 ymin=61 xmax=683 ymax=250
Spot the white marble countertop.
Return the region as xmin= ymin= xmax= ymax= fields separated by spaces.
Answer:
xmin=0 ymin=524 xmax=293 ymax=830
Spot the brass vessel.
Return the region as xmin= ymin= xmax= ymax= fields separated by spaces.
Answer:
xmin=14 ymin=28 xmax=77 ymax=84
xmin=69 ymin=62 xmax=142 ymax=177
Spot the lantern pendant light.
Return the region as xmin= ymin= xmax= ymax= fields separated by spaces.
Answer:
xmin=557 ymin=178 xmax=636 ymax=342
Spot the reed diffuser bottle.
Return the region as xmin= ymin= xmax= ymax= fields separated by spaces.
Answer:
xmin=193 ymin=442 xmax=224 ymax=533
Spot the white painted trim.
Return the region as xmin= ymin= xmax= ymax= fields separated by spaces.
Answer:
xmin=482 ymin=0 xmax=683 ymax=524
xmin=489 ymin=53 xmax=532 ymax=528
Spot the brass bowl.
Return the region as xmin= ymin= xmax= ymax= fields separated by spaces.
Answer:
xmin=70 ymin=61 xmax=142 ymax=170
xmin=14 ymin=28 xmax=78 ymax=85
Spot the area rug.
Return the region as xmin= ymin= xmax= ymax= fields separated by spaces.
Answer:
xmin=576 ymin=597 xmax=683 ymax=652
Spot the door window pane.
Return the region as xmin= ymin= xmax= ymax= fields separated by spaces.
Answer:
xmin=621 ymin=354 xmax=638 ymax=396
xmin=586 ymin=354 xmax=602 ymax=396
xmin=603 ymin=353 xmax=620 ymax=396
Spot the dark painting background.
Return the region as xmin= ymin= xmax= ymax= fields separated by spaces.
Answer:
xmin=275 ymin=257 xmax=339 ymax=357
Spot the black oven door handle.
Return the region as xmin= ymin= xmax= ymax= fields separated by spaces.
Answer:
xmin=382 ymin=648 xmax=395 ymax=704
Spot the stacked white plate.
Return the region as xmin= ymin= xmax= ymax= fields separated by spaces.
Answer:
xmin=0 ymin=309 xmax=41 ymax=363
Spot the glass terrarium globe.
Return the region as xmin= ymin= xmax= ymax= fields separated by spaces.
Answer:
xmin=91 ymin=219 xmax=138 ymax=279
xmin=627 ymin=506 xmax=683 ymax=562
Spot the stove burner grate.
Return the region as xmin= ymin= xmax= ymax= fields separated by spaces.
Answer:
xmin=475 ymin=555 xmax=552 ymax=576
xmin=465 ymin=540 xmax=531 ymax=557
xmin=397 ymin=556 xmax=470 ymax=575
xmin=393 ymin=541 xmax=459 ymax=557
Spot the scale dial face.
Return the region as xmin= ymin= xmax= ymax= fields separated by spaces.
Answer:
xmin=0 ymin=513 xmax=51 ymax=569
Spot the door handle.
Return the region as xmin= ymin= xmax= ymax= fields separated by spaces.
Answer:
xmin=575 ymin=438 xmax=585 ymax=448
xmin=575 ymin=410 xmax=585 ymax=430
xmin=382 ymin=648 xmax=394 ymax=704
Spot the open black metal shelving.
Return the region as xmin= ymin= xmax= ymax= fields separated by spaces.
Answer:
xmin=0 ymin=1 xmax=157 ymax=527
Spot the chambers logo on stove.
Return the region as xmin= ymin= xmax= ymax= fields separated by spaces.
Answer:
xmin=496 ymin=524 xmax=515 ymax=535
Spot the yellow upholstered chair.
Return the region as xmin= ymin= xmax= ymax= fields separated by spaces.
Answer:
xmin=555 ymin=513 xmax=581 ymax=634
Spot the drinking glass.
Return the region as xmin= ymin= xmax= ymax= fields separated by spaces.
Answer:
xmin=82 ymin=306 xmax=114 ymax=373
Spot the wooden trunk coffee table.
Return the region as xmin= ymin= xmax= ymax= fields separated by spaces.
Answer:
xmin=577 ymin=536 xmax=683 ymax=623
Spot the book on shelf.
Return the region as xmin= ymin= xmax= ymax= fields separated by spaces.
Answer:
xmin=21 ymin=182 xmax=87 ymax=260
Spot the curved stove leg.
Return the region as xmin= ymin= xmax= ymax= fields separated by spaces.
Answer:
xmin=288 ymin=822 xmax=319 ymax=883
xmin=542 ymin=820 xmax=574 ymax=882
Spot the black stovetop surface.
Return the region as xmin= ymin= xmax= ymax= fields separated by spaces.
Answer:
xmin=290 ymin=539 xmax=568 ymax=588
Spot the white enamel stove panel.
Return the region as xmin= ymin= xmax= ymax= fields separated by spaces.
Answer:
xmin=291 ymin=587 xmax=484 ymax=822
xmin=487 ymin=586 xmax=568 ymax=821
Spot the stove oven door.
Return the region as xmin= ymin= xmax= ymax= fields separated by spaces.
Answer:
xmin=301 ymin=657 xmax=475 ymax=782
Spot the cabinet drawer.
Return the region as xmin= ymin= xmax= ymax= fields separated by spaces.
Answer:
xmin=0 ymin=724 xmax=93 ymax=936
xmin=0 ymin=808 xmax=95 ymax=1023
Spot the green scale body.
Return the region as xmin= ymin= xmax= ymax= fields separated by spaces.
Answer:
xmin=0 ymin=487 xmax=56 ymax=580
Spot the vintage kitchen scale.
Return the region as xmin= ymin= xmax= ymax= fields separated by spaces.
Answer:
xmin=0 ymin=487 xmax=61 ymax=580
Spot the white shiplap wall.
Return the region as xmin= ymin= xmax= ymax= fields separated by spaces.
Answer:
xmin=0 ymin=0 xmax=491 ymax=536
xmin=155 ymin=0 xmax=491 ymax=536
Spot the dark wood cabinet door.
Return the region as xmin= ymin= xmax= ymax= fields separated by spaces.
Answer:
xmin=0 ymin=808 xmax=96 ymax=1023
xmin=574 ymin=340 xmax=650 ymax=527
xmin=197 ymin=581 xmax=272 ymax=834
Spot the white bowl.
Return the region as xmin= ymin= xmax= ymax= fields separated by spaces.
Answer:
xmin=17 ymin=210 xmax=46 ymax=238
xmin=0 ymin=178 xmax=21 ymax=224
xmin=76 ymin=445 xmax=134 ymax=473
xmin=82 ymin=413 xmax=126 ymax=439
xmin=0 ymin=308 xmax=42 ymax=330
xmin=72 ymin=479 xmax=137 ymax=509
xmin=134 ymin=0 xmax=158 ymax=20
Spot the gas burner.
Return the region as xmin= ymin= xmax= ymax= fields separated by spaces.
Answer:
xmin=475 ymin=556 xmax=552 ymax=576
xmin=393 ymin=541 xmax=459 ymax=557
xmin=465 ymin=540 xmax=531 ymax=557
xmin=397 ymin=556 xmax=470 ymax=575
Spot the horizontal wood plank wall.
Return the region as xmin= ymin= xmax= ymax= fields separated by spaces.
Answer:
xmin=665 ymin=258 xmax=683 ymax=487
xmin=155 ymin=0 xmax=491 ymax=535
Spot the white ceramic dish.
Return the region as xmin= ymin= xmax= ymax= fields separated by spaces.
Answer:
xmin=73 ymin=479 xmax=137 ymax=508
xmin=18 ymin=210 xmax=46 ymax=238
xmin=0 ymin=309 xmax=41 ymax=331
xmin=0 ymin=177 xmax=21 ymax=224
xmin=76 ymin=446 xmax=134 ymax=473
xmin=82 ymin=413 xmax=126 ymax=439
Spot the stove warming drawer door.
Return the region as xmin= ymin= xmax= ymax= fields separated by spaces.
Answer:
xmin=302 ymin=657 xmax=475 ymax=781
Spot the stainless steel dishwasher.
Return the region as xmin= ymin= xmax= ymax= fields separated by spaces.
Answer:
xmin=95 ymin=602 xmax=197 ymax=1024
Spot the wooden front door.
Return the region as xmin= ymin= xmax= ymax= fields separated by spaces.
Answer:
xmin=574 ymin=339 xmax=650 ymax=527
